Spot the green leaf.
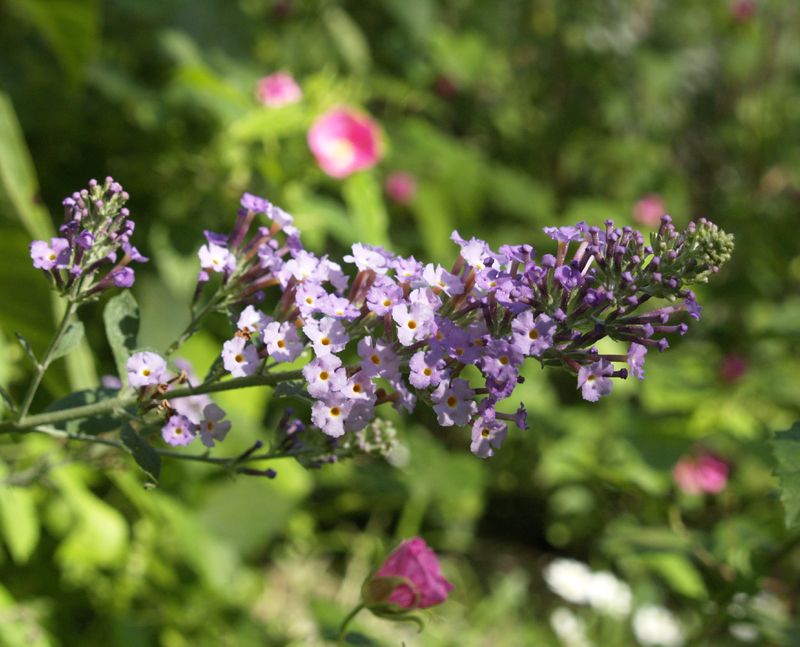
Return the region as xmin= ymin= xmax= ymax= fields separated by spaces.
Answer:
xmin=7 ymin=0 xmax=100 ymax=80
xmin=229 ymin=105 xmax=312 ymax=142
xmin=50 ymin=321 xmax=84 ymax=361
xmin=642 ymin=552 xmax=708 ymax=599
xmin=323 ymin=6 xmax=372 ymax=75
xmin=14 ymin=333 xmax=38 ymax=367
xmin=120 ymin=424 xmax=161 ymax=485
xmin=272 ymin=380 xmax=313 ymax=403
xmin=0 ymin=92 xmax=53 ymax=240
xmin=44 ymin=387 xmax=123 ymax=435
xmin=0 ymin=384 xmax=17 ymax=415
xmin=103 ymin=290 xmax=140 ymax=382
xmin=342 ymin=172 xmax=390 ymax=247
xmin=770 ymin=421 xmax=800 ymax=528
xmin=0 ymin=461 xmax=41 ymax=564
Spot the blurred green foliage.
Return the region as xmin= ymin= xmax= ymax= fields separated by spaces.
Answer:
xmin=1 ymin=0 xmax=800 ymax=645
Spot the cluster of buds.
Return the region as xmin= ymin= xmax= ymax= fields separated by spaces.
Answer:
xmin=197 ymin=193 xmax=732 ymax=460
xmin=29 ymin=178 xmax=148 ymax=302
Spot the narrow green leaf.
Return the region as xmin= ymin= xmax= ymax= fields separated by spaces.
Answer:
xmin=0 ymin=384 xmax=17 ymax=415
xmin=50 ymin=321 xmax=84 ymax=361
xmin=342 ymin=172 xmax=389 ymax=247
xmin=103 ymin=291 xmax=140 ymax=381
xmin=203 ymin=354 xmax=225 ymax=383
xmin=272 ymin=380 xmax=312 ymax=403
xmin=229 ymin=105 xmax=311 ymax=141
xmin=323 ymin=6 xmax=372 ymax=75
xmin=0 ymin=92 xmax=53 ymax=240
xmin=0 ymin=461 xmax=41 ymax=564
xmin=770 ymin=421 xmax=800 ymax=528
xmin=642 ymin=552 xmax=708 ymax=599
xmin=44 ymin=387 xmax=123 ymax=435
xmin=14 ymin=333 xmax=38 ymax=368
xmin=120 ymin=424 xmax=161 ymax=485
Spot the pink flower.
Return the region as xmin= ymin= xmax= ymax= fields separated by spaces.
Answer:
xmin=307 ymin=107 xmax=384 ymax=178
xmin=363 ymin=537 xmax=453 ymax=611
xmin=255 ymin=72 xmax=302 ymax=108
xmin=384 ymin=171 xmax=417 ymax=205
xmin=731 ymin=0 xmax=756 ymax=22
xmin=719 ymin=353 xmax=748 ymax=383
xmin=632 ymin=193 xmax=667 ymax=227
xmin=673 ymin=453 xmax=729 ymax=495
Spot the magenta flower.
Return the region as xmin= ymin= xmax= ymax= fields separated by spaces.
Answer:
xmin=632 ymin=193 xmax=667 ymax=227
xmin=384 ymin=171 xmax=417 ymax=205
xmin=307 ymin=107 xmax=384 ymax=178
xmin=363 ymin=538 xmax=453 ymax=611
xmin=673 ymin=453 xmax=729 ymax=495
xmin=255 ymin=72 xmax=302 ymax=108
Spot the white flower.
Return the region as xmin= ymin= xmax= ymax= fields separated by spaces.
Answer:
xmin=550 ymin=607 xmax=593 ymax=647
xmin=543 ymin=558 xmax=593 ymax=605
xmin=632 ymin=605 xmax=685 ymax=647
xmin=587 ymin=571 xmax=633 ymax=618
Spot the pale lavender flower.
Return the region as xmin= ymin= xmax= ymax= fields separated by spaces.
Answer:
xmin=198 ymin=403 xmax=232 ymax=448
xmin=303 ymin=316 xmax=349 ymax=357
xmin=162 ymin=415 xmax=197 ymax=447
xmin=577 ymin=359 xmax=614 ymax=402
xmin=127 ymin=351 xmax=168 ymax=387
xmin=198 ymin=242 xmax=236 ymax=273
xmin=303 ymin=355 xmax=347 ymax=398
xmin=431 ymin=378 xmax=477 ymax=426
xmin=221 ymin=337 xmax=260 ymax=377
xmin=628 ymin=343 xmax=647 ymax=379
xmin=30 ymin=238 xmax=71 ymax=270
xmin=511 ymin=312 xmax=555 ymax=357
xmin=261 ymin=321 xmax=303 ymax=363
xmin=311 ymin=394 xmax=353 ymax=437
xmin=392 ymin=302 xmax=435 ymax=346
xmin=470 ymin=417 xmax=508 ymax=458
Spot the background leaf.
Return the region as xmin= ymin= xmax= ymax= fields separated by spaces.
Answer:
xmin=103 ymin=291 xmax=140 ymax=382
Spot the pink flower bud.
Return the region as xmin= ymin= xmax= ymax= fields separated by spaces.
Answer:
xmin=255 ymin=72 xmax=302 ymax=108
xmin=362 ymin=537 xmax=453 ymax=611
xmin=632 ymin=193 xmax=667 ymax=227
xmin=384 ymin=171 xmax=417 ymax=205
xmin=307 ymin=107 xmax=384 ymax=178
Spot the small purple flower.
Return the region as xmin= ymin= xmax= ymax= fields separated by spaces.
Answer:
xmin=238 ymin=305 xmax=270 ymax=334
xmin=303 ymin=316 xmax=349 ymax=357
xmin=478 ymin=338 xmax=524 ymax=381
xmin=198 ymin=242 xmax=236 ymax=273
xmin=30 ymin=238 xmax=71 ymax=270
xmin=198 ymin=403 xmax=232 ymax=448
xmin=392 ymin=302 xmax=435 ymax=346
xmin=470 ymin=417 xmax=508 ymax=458
xmin=683 ymin=296 xmax=702 ymax=321
xmin=221 ymin=337 xmax=260 ymax=377
xmin=261 ymin=321 xmax=303 ymax=363
xmin=391 ymin=255 xmax=423 ymax=282
xmin=422 ymin=263 xmax=464 ymax=297
xmin=240 ymin=192 xmax=269 ymax=213
xmin=311 ymin=393 xmax=354 ymax=438
xmin=343 ymin=242 xmax=392 ymax=274
xmin=162 ymin=415 xmax=197 ymax=447
xmin=577 ymin=360 xmax=615 ymax=402
xmin=303 ymin=355 xmax=347 ymax=398
xmin=543 ymin=226 xmax=584 ymax=242
xmin=627 ymin=343 xmax=647 ymax=380
xmin=511 ymin=312 xmax=556 ymax=357
xmin=358 ymin=336 xmax=400 ymax=379
xmin=127 ymin=351 xmax=168 ymax=387
xmin=554 ymin=264 xmax=584 ymax=290
xmin=431 ymin=378 xmax=477 ymax=427
xmin=341 ymin=372 xmax=376 ymax=403
xmin=408 ymin=349 xmax=448 ymax=389
xmin=111 ymin=267 xmax=135 ymax=288
xmin=366 ymin=278 xmax=404 ymax=316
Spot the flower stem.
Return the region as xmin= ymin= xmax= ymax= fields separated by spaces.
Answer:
xmin=337 ymin=604 xmax=365 ymax=646
xmin=17 ymin=300 xmax=80 ymax=422
xmin=1 ymin=369 xmax=304 ymax=433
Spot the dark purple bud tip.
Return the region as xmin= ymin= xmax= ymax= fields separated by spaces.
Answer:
xmin=266 ymin=469 xmax=277 ymax=479
xmin=678 ymin=323 xmax=689 ymax=335
xmin=657 ymin=338 xmax=669 ymax=352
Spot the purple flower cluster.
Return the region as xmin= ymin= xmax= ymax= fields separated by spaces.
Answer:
xmin=125 ymin=352 xmax=231 ymax=448
xmin=197 ymin=195 xmax=732 ymax=459
xmin=29 ymin=178 xmax=148 ymax=301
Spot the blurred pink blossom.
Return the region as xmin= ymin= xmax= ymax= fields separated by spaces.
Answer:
xmin=632 ymin=193 xmax=667 ymax=227
xmin=731 ymin=0 xmax=757 ymax=22
xmin=255 ymin=72 xmax=302 ymax=108
xmin=673 ymin=453 xmax=729 ymax=495
xmin=719 ymin=353 xmax=748 ymax=383
xmin=307 ymin=107 xmax=384 ymax=178
xmin=384 ymin=171 xmax=417 ymax=205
